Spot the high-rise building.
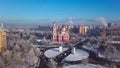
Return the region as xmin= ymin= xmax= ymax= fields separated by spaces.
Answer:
xmin=79 ymin=24 xmax=84 ymax=35
xmin=79 ymin=24 xmax=89 ymax=35
xmin=0 ymin=23 xmax=6 ymax=53
xmin=84 ymin=25 xmax=89 ymax=34
xmin=110 ymin=24 xmax=119 ymax=36
xmin=108 ymin=23 xmax=111 ymax=27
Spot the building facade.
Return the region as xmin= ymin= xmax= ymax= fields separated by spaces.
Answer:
xmin=52 ymin=22 xmax=70 ymax=42
xmin=0 ymin=23 xmax=6 ymax=53
xmin=79 ymin=24 xmax=89 ymax=35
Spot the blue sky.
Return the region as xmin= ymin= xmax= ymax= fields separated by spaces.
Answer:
xmin=0 ymin=0 xmax=120 ymax=25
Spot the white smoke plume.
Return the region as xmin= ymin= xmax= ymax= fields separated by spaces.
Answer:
xmin=95 ymin=17 xmax=107 ymax=27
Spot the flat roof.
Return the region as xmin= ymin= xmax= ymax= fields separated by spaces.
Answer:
xmin=44 ymin=48 xmax=68 ymax=58
xmin=63 ymin=49 xmax=89 ymax=62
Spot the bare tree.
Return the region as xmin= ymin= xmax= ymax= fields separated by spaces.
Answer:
xmin=47 ymin=59 xmax=57 ymax=68
xmin=82 ymin=58 xmax=89 ymax=66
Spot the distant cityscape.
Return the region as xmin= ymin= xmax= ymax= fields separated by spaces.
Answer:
xmin=0 ymin=19 xmax=120 ymax=68
xmin=0 ymin=0 xmax=120 ymax=68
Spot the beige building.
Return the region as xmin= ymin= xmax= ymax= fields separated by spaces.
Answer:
xmin=79 ymin=24 xmax=89 ymax=35
xmin=0 ymin=23 xmax=6 ymax=53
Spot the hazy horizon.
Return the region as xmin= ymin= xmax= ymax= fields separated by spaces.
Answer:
xmin=0 ymin=0 xmax=120 ymax=26
xmin=1 ymin=18 xmax=120 ymax=28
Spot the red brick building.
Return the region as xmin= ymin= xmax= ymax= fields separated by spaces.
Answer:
xmin=52 ymin=23 xmax=70 ymax=42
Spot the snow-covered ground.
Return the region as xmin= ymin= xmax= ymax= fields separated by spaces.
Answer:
xmin=98 ymin=53 xmax=120 ymax=62
xmin=63 ymin=64 xmax=105 ymax=68
xmin=83 ymin=44 xmax=120 ymax=62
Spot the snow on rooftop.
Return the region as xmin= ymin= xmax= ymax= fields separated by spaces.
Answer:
xmin=44 ymin=47 xmax=68 ymax=58
xmin=63 ymin=49 xmax=89 ymax=62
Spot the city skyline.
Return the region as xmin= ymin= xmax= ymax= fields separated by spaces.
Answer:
xmin=0 ymin=0 xmax=120 ymax=25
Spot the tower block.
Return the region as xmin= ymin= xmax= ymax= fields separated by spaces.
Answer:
xmin=0 ymin=23 xmax=7 ymax=53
